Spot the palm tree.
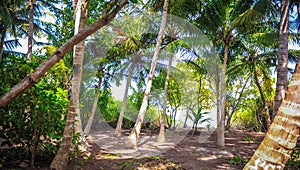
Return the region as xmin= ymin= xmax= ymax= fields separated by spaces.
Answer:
xmin=157 ymin=52 xmax=173 ymax=143
xmin=273 ymin=0 xmax=290 ymax=119
xmin=50 ymin=0 xmax=88 ymax=169
xmin=27 ymin=0 xmax=34 ymax=61
xmin=195 ymin=0 xmax=277 ymax=148
xmin=243 ymin=55 xmax=300 ymax=169
xmin=0 ymin=0 xmax=128 ymax=107
xmin=0 ymin=0 xmax=26 ymax=58
xmin=126 ymin=0 xmax=169 ymax=149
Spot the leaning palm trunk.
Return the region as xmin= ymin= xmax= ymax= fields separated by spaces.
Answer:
xmin=126 ymin=0 xmax=169 ymax=149
xmin=115 ymin=60 xmax=136 ymax=136
xmin=243 ymin=57 xmax=300 ymax=169
xmin=157 ymin=54 xmax=173 ymax=143
xmin=84 ymin=69 xmax=104 ymax=135
xmin=253 ymin=66 xmax=271 ymax=128
xmin=273 ymin=0 xmax=289 ymax=119
xmin=0 ymin=0 xmax=128 ymax=108
xmin=27 ymin=0 xmax=34 ymax=62
xmin=50 ymin=0 xmax=88 ymax=169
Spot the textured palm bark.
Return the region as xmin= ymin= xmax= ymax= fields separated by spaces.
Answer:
xmin=27 ymin=0 xmax=34 ymax=61
xmin=273 ymin=0 xmax=289 ymax=120
xmin=50 ymin=0 xmax=88 ymax=168
xmin=0 ymin=25 xmax=6 ymax=58
xmin=126 ymin=0 xmax=169 ymax=149
xmin=0 ymin=0 xmax=128 ymax=108
xmin=157 ymin=54 xmax=173 ymax=143
xmin=84 ymin=69 xmax=104 ymax=135
xmin=115 ymin=60 xmax=136 ymax=136
xmin=216 ymin=42 xmax=229 ymax=148
xmin=244 ymin=58 xmax=300 ymax=169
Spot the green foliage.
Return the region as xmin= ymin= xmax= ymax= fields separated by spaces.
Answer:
xmin=147 ymin=155 xmax=162 ymax=160
xmin=228 ymin=155 xmax=249 ymax=165
xmin=118 ymin=159 xmax=142 ymax=170
xmin=187 ymin=106 xmax=211 ymax=130
xmin=0 ymin=54 xmax=69 ymax=165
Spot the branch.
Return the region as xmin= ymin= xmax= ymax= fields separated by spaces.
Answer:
xmin=0 ymin=0 xmax=128 ymax=107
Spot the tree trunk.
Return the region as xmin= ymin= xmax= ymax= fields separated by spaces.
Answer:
xmin=253 ymin=66 xmax=271 ymax=128
xmin=27 ymin=0 xmax=34 ymax=62
xmin=115 ymin=60 xmax=136 ymax=136
xmin=30 ymin=110 xmax=42 ymax=167
xmin=225 ymin=77 xmax=249 ymax=130
xmin=51 ymin=0 xmax=88 ymax=169
xmin=0 ymin=0 xmax=128 ymax=108
xmin=243 ymin=57 xmax=300 ymax=169
xmin=84 ymin=68 xmax=104 ymax=135
xmin=273 ymin=0 xmax=289 ymax=120
xmin=126 ymin=0 xmax=169 ymax=149
xmin=216 ymin=42 xmax=229 ymax=148
xmin=0 ymin=24 xmax=6 ymax=58
xmin=157 ymin=54 xmax=173 ymax=143
xmin=183 ymin=109 xmax=188 ymax=128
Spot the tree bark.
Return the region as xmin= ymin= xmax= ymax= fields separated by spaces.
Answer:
xmin=253 ymin=66 xmax=271 ymax=128
xmin=157 ymin=54 xmax=173 ymax=143
xmin=244 ymin=56 xmax=300 ymax=170
xmin=216 ymin=42 xmax=229 ymax=148
xmin=50 ymin=0 xmax=88 ymax=168
xmin=126 ymin=0 xmax=169 ymax=149
xmin=115 ymin=60 xmax=136 ymax=136
xmin=0 ymin=0 xmax=128 ymax=108
xmin=27 ymin=0 xmax=34 ymax=62
xmin=84 ymin=68 xmax=104 ymax=135
xmin=273 ymin=0 xmax=289 ymax=120
xmin=0 ymin=24 xmax=6 ymax=58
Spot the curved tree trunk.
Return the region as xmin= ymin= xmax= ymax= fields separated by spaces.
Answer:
xmin=157 ymin=54 xmax=173 ymax=143
xmin=27 ymin=0 xmax=34 ymax=62
xmin=253 ymin=66 xmax=271 ymax=128
xmin=50 ymin=0 xmax=88 ymax=169
xmin=115 ymin=60 xmax=136 ymax=136
xmin=273 ymin=0 xmax=289 ymax=120
xmin=216 ymin=42 xmax=229 ymax=148
xmin=126 ymin=0 xmax=169 ymax=149
xmin=244 ymin=57 xmax=300 ymax=170
xmin=84 ymin=68 xmax=104 ymax=135
xmin=0 ymin=0 xmax=128 ymax=108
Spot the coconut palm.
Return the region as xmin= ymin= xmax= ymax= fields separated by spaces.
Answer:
xmin=243 ymin=55 xmax=300 ymax=169
xmin=50 ymin=0 xmax=88 ymax=169
xmin=126 ymin=0 xmax=169 ymax=149
xmin=273 ymin=0 xmax=290 ymax=119
xmin=0 ymin=0 xmax=26 ymax=58
xmin=195 ymin=0 xmax=277 ymax=148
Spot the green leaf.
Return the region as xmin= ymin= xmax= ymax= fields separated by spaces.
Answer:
xmin=130 ymin=0 xmax=138 ymax=3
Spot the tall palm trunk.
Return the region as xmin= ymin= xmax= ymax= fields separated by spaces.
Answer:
xmin=50 ymin=0 xmax=88 ymax=169
xmin=126 ymin=0 xmax=169 ymax=149
xmin=0 ymin=24 xmax=6 ymax=58
xmin=115 ymin=60 xmax=136 ymax=136
xmin=27 ymin=0 xmax=34 ymax=62
xmin=157 ymin=54 xmax=173 ymax=143
xmin=84 ymin=68 xmax=104 ymax=135
xmin=273 ymin=0 xmax=290 ymax=119
xmin=216 ymin=42 xmax=229 ymax=148
xmin=244 ymin=57 xmax=300 ymax=169
xmin=253 ymin=66 xmax=271 ymax=128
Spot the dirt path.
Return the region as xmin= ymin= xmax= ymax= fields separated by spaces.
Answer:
xmin=68 ymin=129 xmax=265 ymax=170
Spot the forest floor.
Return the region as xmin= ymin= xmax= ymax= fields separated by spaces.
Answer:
xmin=67 ymin=129 xmax=266 ymax=170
